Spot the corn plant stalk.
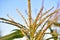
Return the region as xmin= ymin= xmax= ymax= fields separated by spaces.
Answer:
xmin=28 ymin=0 xmax=32 ymax=26
xmin=28 ymin=0 xmax=33 ymax=40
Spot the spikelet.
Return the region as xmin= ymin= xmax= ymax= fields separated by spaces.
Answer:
xmin=0 ymin=18 xmax=30 ymax=39
xmin=36 ymin=9 xmax=59 ymax=29
xmin=16 ymin=9 xmax=28 ymax=27
xmin=7 ymin=14 xmax=14 ymax=21
xmin=28 ymin=0 xmax=32 ymax=26
xmin=36 ymin=15 xmax=59 ymax=40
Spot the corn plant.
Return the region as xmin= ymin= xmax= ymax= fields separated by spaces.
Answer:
xmin=0 ymin=0 xmax=60 ymax=40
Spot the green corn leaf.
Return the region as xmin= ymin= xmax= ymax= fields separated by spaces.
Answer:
xmin=53 ymin=22 xmax=60 ymax=26
xmin=46 ymin=36 xmax=58 ymax=40
xmin=0 ymin=29 xmax=24 ymax=40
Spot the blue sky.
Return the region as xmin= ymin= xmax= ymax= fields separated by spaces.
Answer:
xmin=0 ymin=0 xmax=60 ymax=37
